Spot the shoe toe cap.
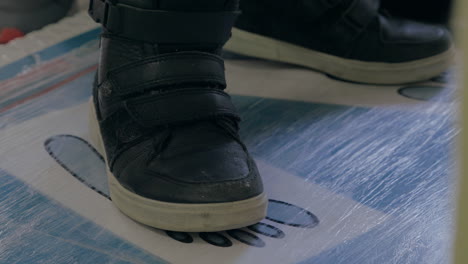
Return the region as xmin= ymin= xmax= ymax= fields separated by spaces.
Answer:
xmin=379 ymin=17 xmax=453 ymax=61
xmin=350 ymin=16 xmax=453 ymax=63
xmin=115 ymin=142 xmax=264 ymax=204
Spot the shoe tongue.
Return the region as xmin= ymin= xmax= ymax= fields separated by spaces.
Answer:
xmin=117 ymin=0 xmax=238 ymax=11
xmin=158 ymin=0 xmax=239 ymax=11
xmin=299 ymin=0 xmax=355 ymax=23
xmin=160 ymin=120 xmax=236 ymax=157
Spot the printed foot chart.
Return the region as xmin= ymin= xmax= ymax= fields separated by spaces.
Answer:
xmin=0 ymin=12 xmax=457 ymax=264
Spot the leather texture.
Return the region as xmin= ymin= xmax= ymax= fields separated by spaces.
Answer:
xmin=380 ymin=0 xmax=452 ymax=25
xmin=124 ymin=89 xmax=240 ymax=127
xmin=347 ymin=15 xmax=450 ymax=62
xmin=236 ymin=0 xmax=452 ymax=62
xmin=118 ymin=0 xmax=239 ymax=11
xmin=90 ymin=0 xmax=264 ymax=204
xmin=90 ymin=0 xmax=239 ymax=45
xmin=103 ymin=52 xmax=226 ymax=96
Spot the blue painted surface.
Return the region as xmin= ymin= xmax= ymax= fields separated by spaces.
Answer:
xmin=0 ymin=28 xmax=100 ymax=81
xmin=0 ymin=71 xmax=95 ymax=128
xmin=235 ymin=96 xmax=454 ymax=263
xmin=0 ymin=170 xmax=167 ymax=264
xmin=0 ymin=25 xmax=455 ymax=263
xmin=235 ymin=97 xmax=454 ymax=212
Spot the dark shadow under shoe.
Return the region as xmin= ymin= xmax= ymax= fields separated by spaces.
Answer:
xmin=226 ymin=0 xmax=454 ymax=84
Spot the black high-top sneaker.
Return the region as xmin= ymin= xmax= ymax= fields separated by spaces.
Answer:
xmin=225 ymin=0 xmax=454 ymax=84
xmin=87 ymin=0 xmax=267 ymax=232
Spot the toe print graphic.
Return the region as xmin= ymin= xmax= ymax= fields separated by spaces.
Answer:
xmin=248 ymin=223 xmax=285 ymax=238
xmin=159 ymin=198 xmax=319 ymax=248
xmin=199 ymin=232 xmax=233 ymax=247
xmin=44 ymin=135 xmax=320 ymax=248
xmin=165 ymin=231 xmax=193 ymax=244
xmin=226 ymin=229 xmax=265 ymax=248
xmin=266 ymin=200 xmax=319 ymax=228
xmin=161 ymin=199 xmax=319 ymax=248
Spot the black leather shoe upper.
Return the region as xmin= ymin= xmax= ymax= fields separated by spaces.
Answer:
xmin=236 ymin=0 xmax=452 ymax=62
xmin=380 ymin=0 xmax=452 ymax=25
xmin=347 ymin=15 xmax=451 ymax=62
xmin=90 ymin=0 xmax=263 ymax=204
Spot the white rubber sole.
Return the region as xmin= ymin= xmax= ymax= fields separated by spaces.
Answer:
xmin=88 ymin=100 xmax=268 ymax=232
xmin=225 ymin=27 xmax=455 ymax=85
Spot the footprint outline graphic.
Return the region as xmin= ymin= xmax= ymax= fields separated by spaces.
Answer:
xmin=44 ymin=135 xmax=320 ymax=248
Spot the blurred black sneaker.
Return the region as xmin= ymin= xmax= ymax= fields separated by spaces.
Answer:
xmin=226 ymin=0 xmax=454 ymax=84
xmin=381 ymin=0 xmax=452 ymax=25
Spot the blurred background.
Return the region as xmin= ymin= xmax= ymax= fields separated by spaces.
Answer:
xmin=0 ymin=1 xmax=466 ymax=264
xmin=0 ymin=0 xmax=455 ymax=44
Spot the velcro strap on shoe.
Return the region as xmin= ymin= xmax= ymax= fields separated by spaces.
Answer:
xmin=124 ymin=89 xmax=239 ymax=127
xmin=89 ymin=0 xmax=239 ymax=45
xmin=299 ymin=0 xmax=343 ymax=20
xmin=101 ymin=52 xmax=226 ymax=96
xmin=331 ymin=0 xmax=379 ymax=40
